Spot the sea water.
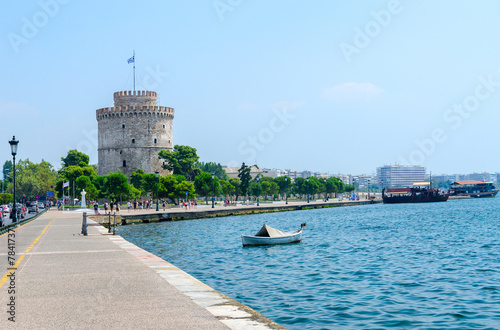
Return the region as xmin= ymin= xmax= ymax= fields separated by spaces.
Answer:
xmin=118 ymin=198 xmax=500 ymax=329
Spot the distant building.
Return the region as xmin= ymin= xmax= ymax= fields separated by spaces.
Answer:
xmin=466 ymin=172 xmax=492 ymax=182
xmin=376 ymin=165 xmax=426 ymax=188
xmin=223 ymin=166 xmax=262 ymax=179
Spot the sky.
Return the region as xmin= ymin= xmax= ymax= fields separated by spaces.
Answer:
xmin=1 ymin=0 xmax=500 ymax=176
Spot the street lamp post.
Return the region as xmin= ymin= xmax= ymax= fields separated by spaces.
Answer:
xmin=212 ymin=173 xmax=215 ymax=209
xmin=307 ymin=178 xmax=310 ymax=203
xmin=257 ymin=176 xmax=260 ymax=206
xmin=324 ymin=178 xmax=327 ymax=202
xmin=155 ymin=170 xmax=159 ymax=211
xmin=9 ymin=136 xmax=19 ymax=225
xmin=285 ymin=176 xmax=288 ymax=205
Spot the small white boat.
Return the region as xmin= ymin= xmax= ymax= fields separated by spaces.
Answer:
xmin=241 ymin=223 xmax=306 ymax=247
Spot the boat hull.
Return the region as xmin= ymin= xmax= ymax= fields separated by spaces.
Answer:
xmin=241 ymin=231 xmax=302 ymax=247
xmin=382 ymin=195 xmax=449 ymax=204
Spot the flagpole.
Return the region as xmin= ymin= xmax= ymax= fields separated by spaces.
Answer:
xmin=133 ymin=49 xmax=136 ymax=92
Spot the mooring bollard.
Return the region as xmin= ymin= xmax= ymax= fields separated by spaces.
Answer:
xmin=113 ymin=212 xmax=116 ymax=235
xmin=108 ymin=213 xmax=111 ymax=233
xmin=81 ymin=212 xmax=88 ymax=236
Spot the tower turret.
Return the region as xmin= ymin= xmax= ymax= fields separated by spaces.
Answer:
xmin=96 ymin=90 xmax=174 ymax=177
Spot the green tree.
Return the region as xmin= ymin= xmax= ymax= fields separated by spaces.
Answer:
xmin=0 ymin=193 xmax=13 ymax=204
xmin=3 ymin=160 xmax=12 ymax=187
xmin=158 ymin=145 xmax=199 ymax=180
xmin=194 ymin=162 xmax=229 ymax=180
xmin=238 ymin=163 xmax=253 ymax=198
xmin=194 ymin=172 xmax=220 ymax=204
xmin=220 ymin=180 xmax=235 ymax=198
xmin=293 ymin=177 xmax=307 ymax=197
xmin=269 ymin=181 xmax=279 ymax=200
xmin=229 ymin=178 xmax=241 ymax=201
xmin=61 ymin=149 xmax=90 ymax=168
xmin=275 ymin=176 xmax=291 ymax=198
xmin=101 ymin=172 xmax=131 ymax=201
xmin=9 ymin=159 xmax=58 ymax=200
xmin=130 ymin=169 xmax=145 ymax=191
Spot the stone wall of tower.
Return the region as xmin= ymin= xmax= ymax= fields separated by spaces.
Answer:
xmin=96 ymin=90 xmax=174 ymax=177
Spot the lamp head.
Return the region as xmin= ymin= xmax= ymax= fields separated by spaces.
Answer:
xmin=155 ymin=169 xmax=159 ymax=178
xmin=9 ymin=136 xmax=19 ymax=156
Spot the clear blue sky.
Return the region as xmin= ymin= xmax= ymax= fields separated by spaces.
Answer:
xmin=1 ymin=0 xmax=500 ymax=175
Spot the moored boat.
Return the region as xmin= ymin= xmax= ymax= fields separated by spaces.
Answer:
xmin=449 ymin=181 xmax=499 ymax=198
xmin=382 ymin=182 xmax=449 ymax=204
xmin=242 ymin=223 xmax=306 ymax=247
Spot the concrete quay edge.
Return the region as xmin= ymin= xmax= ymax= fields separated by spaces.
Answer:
xmin=90 ymin=220 xmax=285 ymax=329
xmin=103 ymin=199 xmax=382 ymax=225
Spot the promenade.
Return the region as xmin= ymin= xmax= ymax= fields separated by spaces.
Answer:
xmin=0 ymin=209 xmax=283 ymax=329
xmin=112 ymin=197 xmax=382 ymax=224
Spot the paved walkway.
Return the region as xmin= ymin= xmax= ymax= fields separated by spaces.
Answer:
xmin=0 ymin=210 xmax=283 ymax=329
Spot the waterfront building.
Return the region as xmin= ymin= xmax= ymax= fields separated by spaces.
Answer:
xmin=466 ymin=172 xmax=493 ymax=182
xmin=96 ymin=90 xmax=174 ymax=176
xmin=223 ymin=166 xmax=262 ymax=179
xmin=376 ymin=165 xmax=426 ymax=188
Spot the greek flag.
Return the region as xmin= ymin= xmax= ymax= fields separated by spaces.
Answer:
xmin=127 ymin=55 xmax=134 ymax=64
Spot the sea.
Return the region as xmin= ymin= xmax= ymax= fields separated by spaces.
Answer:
xmin=118 ymin=198 xmax=500 ymax=329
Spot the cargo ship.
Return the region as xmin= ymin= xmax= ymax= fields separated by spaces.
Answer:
xmin=448 ymin=181 xmax=499 ymax=198
xmin=382 ymin=182 xmax=449 ymax=204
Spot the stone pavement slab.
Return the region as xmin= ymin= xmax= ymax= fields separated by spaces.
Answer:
xmin=0 ymin=210 xmax=283 ymax=329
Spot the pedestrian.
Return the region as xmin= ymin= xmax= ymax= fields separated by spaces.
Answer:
xmin=116 ymin=202 xmax=120 ymax=213
xmin=110 ymin=201 xmax=114 ymax=212
xmin=133 ymin=200 xmax=137 ymax=211
xmin=94 ymin=202 xmax=99 ymax=215
xmin=104 ymin=202 xmax=108 ymax=213
xmin=162 ymin=200 xmax=166 ymax=211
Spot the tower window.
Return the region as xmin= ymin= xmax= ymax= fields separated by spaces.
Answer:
xmin=132 ymin=139 xmax=135 ymax=144
xmin=122 ymin=124 xmax=125 ymax=128
xmin=123 ymin=160 xmax=127 ymax=167
xmin=163 ymin=125 xmax=165 ymax=128
xmin=119 ymin=150 xmax=122 ymax=154
xmin=154 ymin=138 xmax=157 ymax=144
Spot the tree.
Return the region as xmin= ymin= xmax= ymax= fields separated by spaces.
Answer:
xmin=275 ymin=176 xmax=291 ymax=198
xmin=260 ymin=181 xmax=271 ymax=200
xmin=306 ymin=177 xmax=322 ymax=196
xmin=220 ymin=180 xmax=235 ymax=198
xmin=194 ymin=162 xmax=229 ymax=180
xmin=101 ymin=172 xmax=131 ymax=201
xmin=61 ymin=149 xmax=90 ymax=168
xmin=194 ymin=172 xmax=220 ymax=204
xmin=229 ymin=178 xmax=241 ymax=201
xmin=3 ymin=160 xmax=12 ymax=186
xmin=326 ymin=177 xmax=344 ymax=197
xmin=238 ymin=163 xmax=253 ymax=198
xmin=293 ymin=177 xmax=307 ymax=197
xmin=76 ymin=176 xmax=98 ymax=201
xmin=158 ymin=145 xmax=199 ymax=180
xmin=9 ymin=159 xmax=58 ymax=200
xmin=130 ymin=169 xmax=146 ymax=191
xmin=0 ymin=193 xmax=13 ymax=205
xmin=269 ymin=182 xmax=279 ymax=200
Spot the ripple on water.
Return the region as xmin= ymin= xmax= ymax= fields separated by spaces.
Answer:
xmin=119 ymin=198 xmax=500 ymax=329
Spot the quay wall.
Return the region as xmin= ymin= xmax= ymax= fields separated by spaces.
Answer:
xmin=98 ymin=200 xmax=381 ymax=225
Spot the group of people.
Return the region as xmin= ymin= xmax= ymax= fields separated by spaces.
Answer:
xmin=181 ymin=200 xmax=197 ymax=209
xmin=93 ymin=201 xmax=121 ymax=215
